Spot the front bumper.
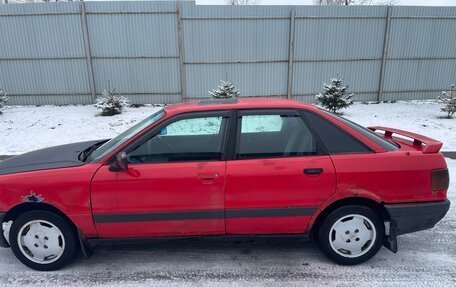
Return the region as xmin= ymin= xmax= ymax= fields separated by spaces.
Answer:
xmin=383 ymin=199 xmax=450 ymax=252
xmin=0 ymin=213 xmax=8 ymax=248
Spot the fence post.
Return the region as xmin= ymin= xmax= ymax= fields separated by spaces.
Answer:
xmin=378 ymin=6 xmax=392 ymax=103
xmin=79 ymin=2 xmax=96 ymax=103
xmin=177 ymin=3 xmax=186 ymax=102
xmin=287 ymin=8 xmax=296 ymax=100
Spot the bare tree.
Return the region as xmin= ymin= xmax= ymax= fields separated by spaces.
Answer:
xmin=35 ymin=0 xmax=77 ymax=2
xmin=315 ymin=0 xmax=398 ymax=5
xmin=364 ymin=0 xmax=399 ymax=4
xmin=376 ymin=0 xmax=399 ymax=4
xmin=227 ymin=0 xmax=259 ymax=5
xmin=315 ymin=0 xmax=360 ymax=4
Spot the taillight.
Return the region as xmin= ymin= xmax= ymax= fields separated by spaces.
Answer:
xmin=431 ymin=169 xmax=450 ymax=191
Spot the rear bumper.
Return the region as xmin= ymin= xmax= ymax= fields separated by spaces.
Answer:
xmin=0 ymin=213 xmax=8 ymax=248
xmin=385 ymin=199 xmax=450 ymax=236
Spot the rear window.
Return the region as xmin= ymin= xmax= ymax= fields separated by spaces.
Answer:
xmin=303 ymin=111 xmax=371 ymax=154
xmin=321 ymin=110 xmax=399 ymax=151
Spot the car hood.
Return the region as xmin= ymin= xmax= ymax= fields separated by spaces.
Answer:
xmin=0 ymin=140 xmax=103 ymax=176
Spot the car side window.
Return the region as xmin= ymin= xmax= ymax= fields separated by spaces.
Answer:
xmin=236 ymin=114 xmax=318 ymax=159
xmin=302 ymin=111 xmax=372 ymax=154
xmin=127 ymin=116 xmax=226 ymax=163
xmin=241 ymin=115 xmax=283 ymax=133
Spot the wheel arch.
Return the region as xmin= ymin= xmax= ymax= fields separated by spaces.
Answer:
xmin=310 ymin=197 xmax=390 ymax=238
xmin=3 ymin=202 xmax=78 ymax=232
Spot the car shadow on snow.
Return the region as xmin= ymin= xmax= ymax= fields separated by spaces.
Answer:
xmin=70 ymin=226 xmax=455 ymax=270
xmin=74 ymin=237 xmax=329 ymax=266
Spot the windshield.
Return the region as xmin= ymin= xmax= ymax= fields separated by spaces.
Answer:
xmin=86 ymin=109 xmax=165 ymax=162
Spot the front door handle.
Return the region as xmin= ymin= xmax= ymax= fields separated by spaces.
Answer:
xmin=304 ymin=168 xmax=323 ymax=175
xmin=198 ymin=172 xmax=219 ymax=184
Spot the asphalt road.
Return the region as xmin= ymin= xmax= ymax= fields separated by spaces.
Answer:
xmin=0 ymin=159 xmax=455 ymax=286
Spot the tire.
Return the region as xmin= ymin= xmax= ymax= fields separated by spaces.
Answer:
xmin=317 ymin=205 xmax=384 ymax=265
xmin=9 ymin=210 xmax=79 ymax=271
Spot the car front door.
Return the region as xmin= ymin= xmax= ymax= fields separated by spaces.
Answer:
xmin=91 ymin=111 xmax=231 ymax=238
xmin=225 ymin=109 xmax=336 ymax=234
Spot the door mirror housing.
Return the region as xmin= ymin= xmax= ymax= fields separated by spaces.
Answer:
xmin=109 ymin=152 xmax=128 ymax=172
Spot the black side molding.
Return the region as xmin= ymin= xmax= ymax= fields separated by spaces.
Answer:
xmin=93 ymin=207 xmax=318 ymax=224
xmin=94 ymin=210 xmax=225 ymax=223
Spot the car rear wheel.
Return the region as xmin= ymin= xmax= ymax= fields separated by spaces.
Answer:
xmin=317 ymin=205 xmax=384 ymax=265
xmin=9 ymin=210 xmax=78 ymax=271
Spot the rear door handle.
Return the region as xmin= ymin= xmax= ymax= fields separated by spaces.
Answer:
xmin=304 ymin=168 xmax=323 ymax=175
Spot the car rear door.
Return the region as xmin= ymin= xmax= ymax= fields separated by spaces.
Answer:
xmin=225 ymin=109 xmax=336 ymax=234
xmin=91 ymin=111 xmax=231 ymax=238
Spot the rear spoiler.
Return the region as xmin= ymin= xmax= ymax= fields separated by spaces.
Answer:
xmin=368 ymin=126 xmax=443 ymax=154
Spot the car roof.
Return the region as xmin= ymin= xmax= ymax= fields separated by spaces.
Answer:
xmin=163 ymin=97 xmax=318 ymax=115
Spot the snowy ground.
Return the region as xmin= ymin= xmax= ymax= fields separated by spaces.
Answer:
xmin=343 ymin=101 xmax=456 ymax=152
xmin=0 ymin=100 xmax=455 ymax=155
xmin=0 ymin=158 xmax=454 ymax=286
xmin=0 ymin=105 xmax=163 ymax=155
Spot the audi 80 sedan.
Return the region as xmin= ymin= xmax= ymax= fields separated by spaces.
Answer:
xmin=0 ymin=98 xmax=450 ymax=271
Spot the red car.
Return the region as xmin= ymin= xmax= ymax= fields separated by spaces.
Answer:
xmin=0 ymin=98 xmax=450 ymax=271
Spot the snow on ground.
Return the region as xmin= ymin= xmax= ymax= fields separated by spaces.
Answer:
xmin=0 ymin=160 xmax=455 ymax=286
xmin=343 ymin=100 xmax=456 ymax=151
xmin=0 ymin=100 xmax=455 ymax=155
xmin=0 ymin=105 xmax=162 ymax=155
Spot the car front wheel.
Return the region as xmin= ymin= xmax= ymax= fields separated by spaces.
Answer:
xmin=317 ymin=205 xmax=385 ymax=265
xmin=9 ymin=210 xmax=78 ymax=271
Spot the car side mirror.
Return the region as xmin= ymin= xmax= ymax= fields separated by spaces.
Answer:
xmin=109 ymin=152 xmax=128 ymax=172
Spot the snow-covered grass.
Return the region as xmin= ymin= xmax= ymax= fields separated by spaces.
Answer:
xmin=338 ymin=100 xmax=456 ymax=151
xmin=0 ymin=100 xmax=455 ymax=155
xmin=0 ymin=105 xmax=162 ymax=155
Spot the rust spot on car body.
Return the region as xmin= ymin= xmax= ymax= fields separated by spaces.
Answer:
xmin=21 ymin=191 xmax=44 ymax=203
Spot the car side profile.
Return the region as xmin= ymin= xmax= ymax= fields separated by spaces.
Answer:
xmin=0 ymin=98 xmax=450 ymax=271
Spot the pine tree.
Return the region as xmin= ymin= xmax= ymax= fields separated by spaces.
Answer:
xmin=315 ymin=76 xmax=354 ymax=113
xmin=438 ymin=84 xmax=456 ymax=118
xmin=0 ymin=89 xmax=8 ymax=115
xmin=209 ymin=80 xmax=240 ymax=99
xmin=95 ymin=87 xmax=129 ymax=116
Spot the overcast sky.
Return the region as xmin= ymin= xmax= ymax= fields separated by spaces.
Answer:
xmin=197 ymin=0 xmax=456 ymax=5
